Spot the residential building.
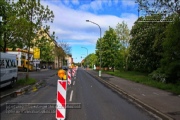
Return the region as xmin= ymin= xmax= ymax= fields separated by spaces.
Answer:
xmin=33 ymin=28 xmax=72 ymax=69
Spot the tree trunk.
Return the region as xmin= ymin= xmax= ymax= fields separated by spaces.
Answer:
xmin=3 ymin=33 xmax=7 ymax=53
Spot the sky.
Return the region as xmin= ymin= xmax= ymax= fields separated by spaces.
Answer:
xmin=41 ymin=0 xmax=139 ymax=63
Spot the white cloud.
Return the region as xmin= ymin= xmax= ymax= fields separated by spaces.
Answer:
xmin=79 ymin=0 xmax=120 ymax=12
xmin=71 ymin=0 xmax=79 ymax=5
xmin=79 ymin=0 xmax=136 ymax=12
xmin=64 ymin=0 xmax=70 ymax=6
xmin=121 ymin=0 xmax=136 ymax=7
xmin=42 ymin=1 xmax=138 ymax=46
xmin=79 ymin=0 xmax=103 ymax=12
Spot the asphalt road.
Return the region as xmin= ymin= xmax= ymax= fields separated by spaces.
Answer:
xmin=66 ymin=68 xmax=157 ymax=120
xmin=1 ymin=68 xmax=158 ymax=120
xmin=20 ymin=69 xmax=58 ymax=80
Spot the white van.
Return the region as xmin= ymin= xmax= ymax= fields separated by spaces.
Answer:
xmin=0 ymin=52 xmax=18 ymax=88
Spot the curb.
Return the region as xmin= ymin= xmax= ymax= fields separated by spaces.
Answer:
xmin=0 ymin=80 xmax=46 ymax=104
xmin=0 ymin=73 xmax=57 ymax=102
xmin=87 ymin=71 xmax=173 ymax=120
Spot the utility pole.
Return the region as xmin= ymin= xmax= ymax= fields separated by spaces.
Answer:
xmin=86 ymin=20 xmax=102 ymax=76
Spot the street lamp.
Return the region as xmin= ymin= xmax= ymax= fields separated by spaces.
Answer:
xmin=86 ymin=20 xmax=102 ymax=77
xmin=81 ymin=47 xmax=88 ymax=68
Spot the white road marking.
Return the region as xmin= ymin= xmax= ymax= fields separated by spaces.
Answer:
xmin=153 ymin=92 xmax=159 ymax=95
xmin=73 ymin=81 xmax=75 ymax=86
xmin=142 ymin=94 xmax=145 ymax=96
xmin=69 ymin=90 xmax=73 ymax=102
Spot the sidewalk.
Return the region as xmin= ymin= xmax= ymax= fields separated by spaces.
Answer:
xmin=87 ymin=70 xmax=180 ymax=120
xmin=40 ymin=68 xmax=49 ymax=71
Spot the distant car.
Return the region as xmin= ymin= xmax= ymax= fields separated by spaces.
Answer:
xmin=62 ymin=66 xmax=68 ymax=71
xmin=37 ymin=67 xmax=41 ymax=70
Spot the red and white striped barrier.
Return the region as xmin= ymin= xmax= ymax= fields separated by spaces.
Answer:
xmin=68 ymin=70 xmax=71 ymax=85
xmin=72 ymin=69 xmax=75 ymax=77
xmin=56 ymin=80 xmax=67 ymax=120
xmin=75 ymin=68 xmax=77 ymax=75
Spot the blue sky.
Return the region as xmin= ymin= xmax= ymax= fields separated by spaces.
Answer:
xmin=42 ymin=0 xmax=139 ymax=63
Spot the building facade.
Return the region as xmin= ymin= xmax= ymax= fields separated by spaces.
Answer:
xmin=33 ymin=29 xmax=72 ymax=69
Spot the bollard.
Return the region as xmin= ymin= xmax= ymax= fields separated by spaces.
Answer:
xmin=56 ymin=69 xmax=67 ymax=120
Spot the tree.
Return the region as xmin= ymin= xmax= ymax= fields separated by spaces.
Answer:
xmin=115 ymin=21 xmax=130 ymax=70
xmin=96 ymin=27 xmax=119 ymax=71
xmin=159 ymin=15 xmax=180 ymax=83
xmin=115 ymin=21 xmax=130 ymax=48
xmin=129 ymin=15 xmax=169 ymax=73
xmin=54 ymin=46 xmax=66 ymax=68
xmin=13 ymin=0 xmax=54 ymax=79
xmin=0 ymin=0 xmax=18 ymax=52
xmin=83 ymin=53 xmax=97 ymax=69
xmin=0 ymin=0 xmax=54 ymax=52
xmin=95 ymin=38 xmax=102 ymax=67
xmin=58 ymin=40 xmax=72 ymax=66
xmin=35 ymin=35 xmax=55 ymax=64
xmin=58 ymin=40 xmax=72 ymax=55
xmin=136 ymin=0 xmax=180 ymax=16
xmin=113 ymin=44 xmax=124 ymax=70
xmin=48 ymin=31 xmax=66 ymax=68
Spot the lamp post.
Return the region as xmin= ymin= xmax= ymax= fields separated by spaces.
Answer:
xmin=86 ymin=20 xmax=102 ymax=77
xmin=81 ymin=47 xmax=88 ymax=69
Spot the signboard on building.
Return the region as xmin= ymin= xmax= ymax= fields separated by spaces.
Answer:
xmin=33 ymin=48 xmax=40 ymax=59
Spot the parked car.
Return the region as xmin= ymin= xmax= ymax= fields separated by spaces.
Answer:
xmin=0 ymin=52 xmax=18 ymax=88
xmin=62 ymin=66 xmax=68 ymax=71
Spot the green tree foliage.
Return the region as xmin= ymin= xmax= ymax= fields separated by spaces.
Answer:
xmin=114 ymin=44 xmax=124 ymax=70
xmin=95 ymin=38 xmax=101 ymax=67
xmin=129 ymin=15 xmax=169 ymax=73
xmin=115 ymin=21 xmax=130 ymax=70
xmin=35 ymin=35 xmax=54 ymax=63
xmin=0 ymin=0 xmax=54 ymax=52
xmin=96 ymin=27 xmax=119 ymax=70
xmin=0 ymin=0 xmax=18 ymax=51
xmin=83 ymin=53 xmax=97 ymax=68
xmin=54 ymin=45 xmax=65 ymax=67
xmin=159 ymin=15 xmax=180 ymax=83
xmin=115 ymin=21 xmax=130 ymax=48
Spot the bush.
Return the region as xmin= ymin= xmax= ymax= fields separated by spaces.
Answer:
xmin=149 ymin=70 xmax=167 ymax=83
xmin=17 ymin=78 xmax=36 ymax=85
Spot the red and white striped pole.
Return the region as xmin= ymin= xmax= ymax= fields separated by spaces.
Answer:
xmin=56 ymin=80 xmax=67 ymax=120
xmin=74 ymin=68 xmax=77 ymax=76
xmin=72 ymin=69 xmax=75 ymax=77
xmin=68 ymin=70 xmax=71 ymax=85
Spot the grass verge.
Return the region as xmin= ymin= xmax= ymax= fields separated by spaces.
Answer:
xmin=104 ymin=70 xmax=180 ymax=95
xmin=17 ymin=78 xmax=37 ymax=86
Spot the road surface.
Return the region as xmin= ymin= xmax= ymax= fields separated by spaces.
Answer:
xmin=1 ymin=68 xmax=158 ymax=120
